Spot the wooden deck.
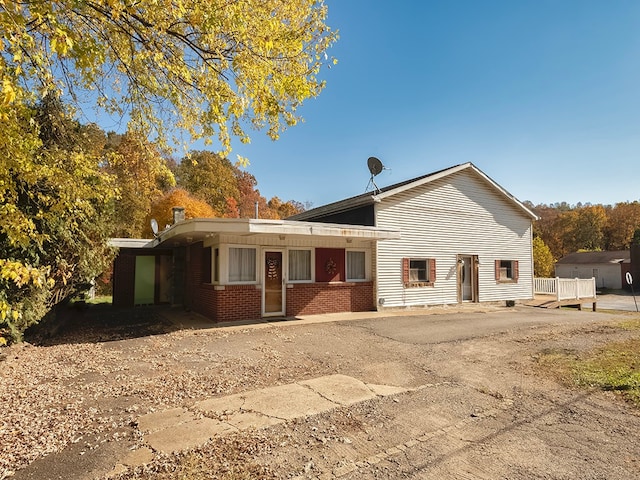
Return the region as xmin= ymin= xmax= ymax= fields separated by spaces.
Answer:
xmin=524 ymin=294 xmax=597 ymax=311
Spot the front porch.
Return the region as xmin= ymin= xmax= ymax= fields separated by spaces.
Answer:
xmin=527 ymin=277 xmax=597 ymax=310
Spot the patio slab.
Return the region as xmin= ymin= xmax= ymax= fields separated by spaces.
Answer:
xmin=145 ymin=417 xmax=237 ymax=454
xmin=299 ymin=374 xmax=377 ymax=405
xmin=242 ymin=383 xmax=338 ymax=420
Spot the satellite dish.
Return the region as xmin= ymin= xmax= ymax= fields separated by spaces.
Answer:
xmin=150 ymin=218 xmax=159 ymax=236
xmin=368 ymin=157 xmax=384 ymax=176
xmin=365 ymin=156 xmax=387 ymax=194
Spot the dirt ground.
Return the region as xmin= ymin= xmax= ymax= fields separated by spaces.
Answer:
xmin=2 ymin=304 xmax=640 ymax=479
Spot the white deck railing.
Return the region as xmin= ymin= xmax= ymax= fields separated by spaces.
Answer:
xmin=534 ymin=277 xmax=596 ymax=301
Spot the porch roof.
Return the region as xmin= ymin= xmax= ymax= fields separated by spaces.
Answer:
xmin=143 ymin=218 xmax=400 ymax=248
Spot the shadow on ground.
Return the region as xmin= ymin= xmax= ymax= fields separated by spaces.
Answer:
xmin=24 ymin=304 xmax=183 ymax=346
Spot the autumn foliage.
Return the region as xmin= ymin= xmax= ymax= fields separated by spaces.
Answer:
xmin=0 ymin=0 xmax=337 ymax=153
xmin=531 ymin=201 xmax=640 ymax=261
xmin=143 ymin=189 xmax=217 ymax=237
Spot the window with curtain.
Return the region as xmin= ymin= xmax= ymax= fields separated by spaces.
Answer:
xmin=288 ymin=249 xmax=311 ymax=282
xmin=229 ymin=247 xmax=256 ymax=282
xmin=346 ymin=250 xmax=366 ymax=280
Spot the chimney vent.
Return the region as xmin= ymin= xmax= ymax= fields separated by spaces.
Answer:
xmin=172 ymin=206 xmax=186 ymax=224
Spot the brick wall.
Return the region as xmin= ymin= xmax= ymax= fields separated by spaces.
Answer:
xmin=184 ymin=242 xmax=216 ymax=318
xmin=214 ymin=285 xmax=262 ymax=322
xmin=112 ymin=253 xmax=135 ymax=307
xmin=184 ymin=243 xmax=262 ymax=322
xmin=183 ymin=243 xmax=373 ymax=322
xmin=286 ymin=282 xmax=374 ymax=316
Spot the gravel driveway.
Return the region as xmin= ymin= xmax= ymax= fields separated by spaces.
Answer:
xmin=2 ymin=305 xmax=640 ymax=479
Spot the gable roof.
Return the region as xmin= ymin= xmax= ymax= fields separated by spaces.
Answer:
xmin=289 ymin=162 xmax=538 ymax=221
xmin=556 ymin=250 xmax=630 ymax=265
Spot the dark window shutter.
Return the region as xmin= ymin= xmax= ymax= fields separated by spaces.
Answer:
xmin=513 ymin=260 xmax=519 ymax=282
xmin=495 ymin=260 xmax=500 ymax=281
xmin=429 ymin=259 xmax=436 ymax=282
xmin=402 ymin=258 xmax=409 ymax=284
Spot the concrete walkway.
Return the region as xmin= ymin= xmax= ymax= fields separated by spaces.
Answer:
xmin=106 ymin=303 xmax=516 ymax=476
xmin=160 ymin=302 xmax=508 ymax=333
xmin=109 ymin=374 xmax=408 ymax=475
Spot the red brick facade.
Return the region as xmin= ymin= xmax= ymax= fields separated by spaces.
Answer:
xmin=212 ymin=284 xmax=262 ymax=322
xmin=112 ymin=252 xmax=136 ymax=307
xmin=286 ymin=281 xmax=374 ymax=316
xmin=114 ymin=242 xmax=375 ymax=322
xmin=183 ymin=243 xmax=263 ymax=322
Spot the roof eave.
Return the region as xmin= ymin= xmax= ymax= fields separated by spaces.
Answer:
xmin=149 ymin=218 xmax=400 ymax=248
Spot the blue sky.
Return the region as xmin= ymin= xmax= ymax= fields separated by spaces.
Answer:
xmin=227 ymin=0 xmax=640 ymax=209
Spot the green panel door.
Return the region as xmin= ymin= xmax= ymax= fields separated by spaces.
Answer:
xmin=134 ymin=256 xmax=155 ymax=305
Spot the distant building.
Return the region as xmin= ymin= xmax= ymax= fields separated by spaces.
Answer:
xmin=555 ymin=250 xmax=630 ymax=290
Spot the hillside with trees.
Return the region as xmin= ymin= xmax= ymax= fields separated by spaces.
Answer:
xmin=528 ymin=201 xmax=640 ymax=276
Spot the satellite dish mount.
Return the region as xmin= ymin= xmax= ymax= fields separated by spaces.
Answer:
xmin=366 ymin=156 xmax=386 ymax=194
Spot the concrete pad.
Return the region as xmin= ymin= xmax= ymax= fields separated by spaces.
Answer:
xmin=194 ymin=392 xmax=246 ymax=414
xmin=137 ymin=407 xmax=195 ymax=433
xmin=242 ymin=383 xmax=337 ymax=420
xmin=299 ymin=374 xmax=377 ymax=406
xmin=366 ymin=383 xmax=409 ymax=396
xmin=225 ymin=411 xmax=285 ymax=430
xmin=121 ymin=447 xmax=154 ymax=466
xmin=145 ymin=418 xmax=237 ymax=453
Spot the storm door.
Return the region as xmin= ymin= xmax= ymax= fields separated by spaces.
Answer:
xmin=457 ymin=255 xmax=479 ymax=302
xmin=263 ymin=250 xmax=285 ymax=316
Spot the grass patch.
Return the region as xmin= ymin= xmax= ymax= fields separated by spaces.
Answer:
xmin=537 ymin=339 xmax=640 ymax=408
xmin=618 ymin=316 xmax=640 ymax=331
xmin=85 ymin=295 xmax=112 ymax=305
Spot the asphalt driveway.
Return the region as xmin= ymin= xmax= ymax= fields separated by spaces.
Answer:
xmin=5 ymin=304 xmax=640 ymax=479
xmin=596 ymin=290 xmax=640 ymax=312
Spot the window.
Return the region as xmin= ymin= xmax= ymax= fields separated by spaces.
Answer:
xmin=410 ymin=259 xmax=427 ymax=281
xmin=289 ymin=249 xmax=312 ymax=282
xmin=346 ymin=251 xmax=366 ymax=281
xmin=402 ymin=258 xmax=436 ymax=287
xmin=495 ymin=260 xmax=519 ymax=282
xmin=229 ymin=247 xmax=256 ymax=282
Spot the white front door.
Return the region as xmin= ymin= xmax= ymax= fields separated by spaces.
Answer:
xmin=457 ymin=255 xmax=478 ymax=302
xmin=263 ymin=250 xmax=285 ymax=316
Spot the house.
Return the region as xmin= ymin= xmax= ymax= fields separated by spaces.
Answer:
xmin=555 ymin=250 xmax=630 ymax=290
xmin=290 ymin=162 xmax=537 ymax=308
xmin=111 ymin=217 xmax=400 ymax=322
xmin=111 ymin=162 xmax=537 ymax=321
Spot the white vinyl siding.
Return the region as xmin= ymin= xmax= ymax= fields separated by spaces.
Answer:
xmin=375 ymin=169 xmax=533 ymax=307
